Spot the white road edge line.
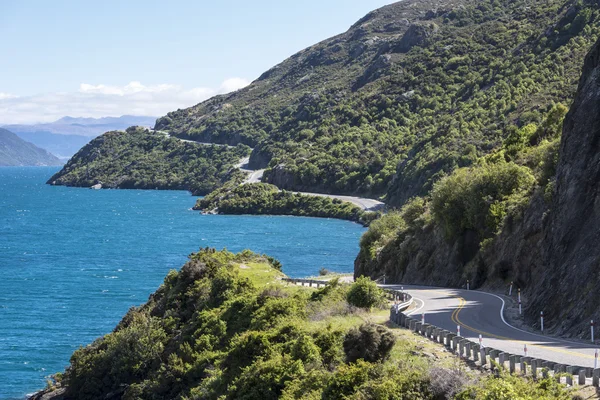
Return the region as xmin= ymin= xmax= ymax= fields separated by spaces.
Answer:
xmin=471 ymin=290 xmax=589 ymax=347
xmin=406 ymin=297 xmax=425 ymax=316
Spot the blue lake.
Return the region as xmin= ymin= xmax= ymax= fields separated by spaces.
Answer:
xmin=0 ymin=167 xmax=365 ymax=399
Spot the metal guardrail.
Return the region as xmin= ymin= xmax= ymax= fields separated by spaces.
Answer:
xmin=390 ymin=305 xmax=600 ymax=387
xmin=282 ymin=278 xmax=329 ymax=288
xmin=282 ymin=280 xmax=413 ymax=312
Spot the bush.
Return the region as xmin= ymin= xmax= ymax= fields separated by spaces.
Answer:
xmin=431 ymin=160 xmax=536 ymax=240
xmin=346 ymin=276 xmax=385 ymax=309
xmin=343 ymin=323 xmax=396 ymax=363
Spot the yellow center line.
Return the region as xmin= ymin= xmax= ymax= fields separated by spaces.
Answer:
xmin=436 ymin=292 xmax=596 ymax=361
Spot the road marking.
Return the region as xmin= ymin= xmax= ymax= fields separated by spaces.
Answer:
xmin=406 ymin=297 xmax=425 ymax=316
xmin=450 ymin=296 xmax=595 ymax=360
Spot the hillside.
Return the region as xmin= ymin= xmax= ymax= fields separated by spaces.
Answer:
xmin=356 ymin=35 xmax=600 ymax=338
xmin=14 ymin=131 xmax=92 ymax=160
xmin=0 ymin=128 xmax=62 ymax=166
xmin=33 ymin=249 xmax=572 ymax=399
xmin=155 ymin=0 xmax=600 ymax=203
xmin=47 ymin=127 xmax=250 ymax=195
xmin=48 ymin=0 xmax=600 ymax=207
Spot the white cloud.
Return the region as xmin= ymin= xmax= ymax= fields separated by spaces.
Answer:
xmin=0 ymin=92 xmax=17 ymax=100
xmin=0 ymin=78 xmax=250 ymax=124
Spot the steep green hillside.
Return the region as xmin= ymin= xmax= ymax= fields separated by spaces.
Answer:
xmin=0 ymin=128 xmax=62 ymax=166
xmin=47 ymin=127 xmax=250 ymax=195
xmin=35 ymin=249 xmax=571 ymax=400
xmin=157 ymin=0 xmax=600 ymax=203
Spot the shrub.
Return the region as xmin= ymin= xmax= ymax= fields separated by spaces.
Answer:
xmin=431 ymin=160 xmax=536 ymax=240
xmin=343 ymin=323 xmax=396 ymax=363
xmin=346 ymin=277 xmax=385 ymax=309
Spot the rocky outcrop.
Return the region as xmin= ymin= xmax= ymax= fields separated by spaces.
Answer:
xmin=29 ymin=387 xmax=66 ymax=400
xmin=392 ymin=23 xmax=438 ymax=53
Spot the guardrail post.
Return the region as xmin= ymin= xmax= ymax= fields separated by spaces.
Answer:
xmin=488 ymin=349 xmax=498 ymax=365
xmin=542 ymin=367 xmax=549 ymax=379
xmin=578 ymin=369 xmax=586 ymax=385
xmin=472 ymin=344 xmax=479 ymax=362
xmin=459 ymin=339 xmax=468 ymax=358
xmin=553 ymin=364 xmax=562 ymax=382
xmin=521 ymin=357 xmax=530 ymax=375
xmin=480 ymin=347 xmax=487 ymax=367
xmin=509 ymin=355 xmax=516 ymax=373
xmin=566 ymin=366 xmax=575 ymax=385
xmin=446 ymin=332 xmax=455 ymax=348
xmin=498 ymin=352 xmax=506 ymax=369
xmin=415 ymin=322 xmax=422 ymax=333
xmin=530 ymin=359 xmax=538 ymax=378
xmin=452 ymin=336 xmax=461 ymax=352
xmin=593 ymin=368 xmax=600 ymax=387
xmin=465 ymin=341 xmax=472 ymax=359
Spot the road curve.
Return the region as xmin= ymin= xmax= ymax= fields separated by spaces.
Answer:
xmin=154 ymin=129 xmax=385 ymax=211
xmin=296 ymin=192 xmax=385 ymax=211
xmin=387 ymin=285 xmax=599 ymax=368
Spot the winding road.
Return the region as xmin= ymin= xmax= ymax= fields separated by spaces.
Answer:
xmin=389 ymin=285 xmax=599 ymax=368
xmin=156 ymin=130 xmax=385 ymax=211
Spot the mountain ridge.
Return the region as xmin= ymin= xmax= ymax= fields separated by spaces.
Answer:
xmin=0 ymin=128 xmax=63 ymax=166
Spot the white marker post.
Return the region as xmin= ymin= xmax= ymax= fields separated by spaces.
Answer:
xmin=596 ymin=349 xmax=598 ymax=369
xmin=479 ymin=334 xmax=483 ymax=348
xmin=540 ymin=311 xmax=544 ymax=333
xmin=519 ymin=300 xmax=522 ymax=315
xmin=592 ymin=320 xmax=595 ymax=343
xmin=509 ymin=281 xmax=513 ymax=296
xmin=457 ymin=325 xmax=461 ymax=337
xmin=518 ymin=288 xmax=521 ymax=302
xmin=467 ymin=280 xmax=470 ymax=290
xmin=422 ymin=313 xmax=425 ymax=325
xmin=524 ymin=344 xmax=528 ymax=357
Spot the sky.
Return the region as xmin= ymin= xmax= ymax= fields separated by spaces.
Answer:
xmin=0 ymin=0 xmax=394 ymax=124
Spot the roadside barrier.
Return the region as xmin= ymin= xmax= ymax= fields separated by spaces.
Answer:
xmin=281 ymin=279 xmax=410 ymax=304
xmin=282 ymin=277 xmax=330 ymax=288
xmin=390 ymin=304 xmax=600 ymax=387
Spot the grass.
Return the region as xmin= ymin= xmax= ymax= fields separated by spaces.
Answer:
xmin=234 ymin=260 xmax=285 ymax=287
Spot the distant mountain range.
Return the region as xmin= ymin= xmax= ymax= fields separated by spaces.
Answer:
xmin=0 ymin=128 xmax=63 ymax=166
xmin=1 ymin=115 xmax=157 ymax=160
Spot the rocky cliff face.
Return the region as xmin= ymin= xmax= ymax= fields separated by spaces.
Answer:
xmin=530 ymin=37 xmax=600 ymax=336
xmin=355 ymin=191 xmax=548 ymax=293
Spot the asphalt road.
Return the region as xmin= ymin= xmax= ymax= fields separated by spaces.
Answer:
xmin=156 ymin=129 xmax=386 ymax=211
xmin=387 ymin=285 xmax=599 ymax=368
xmin=296 ymin=191 xmax=385 ymax=211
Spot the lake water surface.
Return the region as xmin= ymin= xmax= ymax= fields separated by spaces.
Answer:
xmin=0 ymin=167 xmax=365 ymax=399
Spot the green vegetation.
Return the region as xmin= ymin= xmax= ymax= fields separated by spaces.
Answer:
xmin=156 ymin=0 xmax=600 ymax=205
xmin=42 ymin=248 xmax=574 ymax=399
xmin=343 ymin=323 xmax=396 ymax=363
xmin=195 ymin=182 xmax=379 ymax=225
xmin=48 ymin=127 xmax=250 ymax=195
xmin=346 ymin=276 xmax=386 ymax=309
xmin=360 ymin=104 xmax=564 ymax=262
